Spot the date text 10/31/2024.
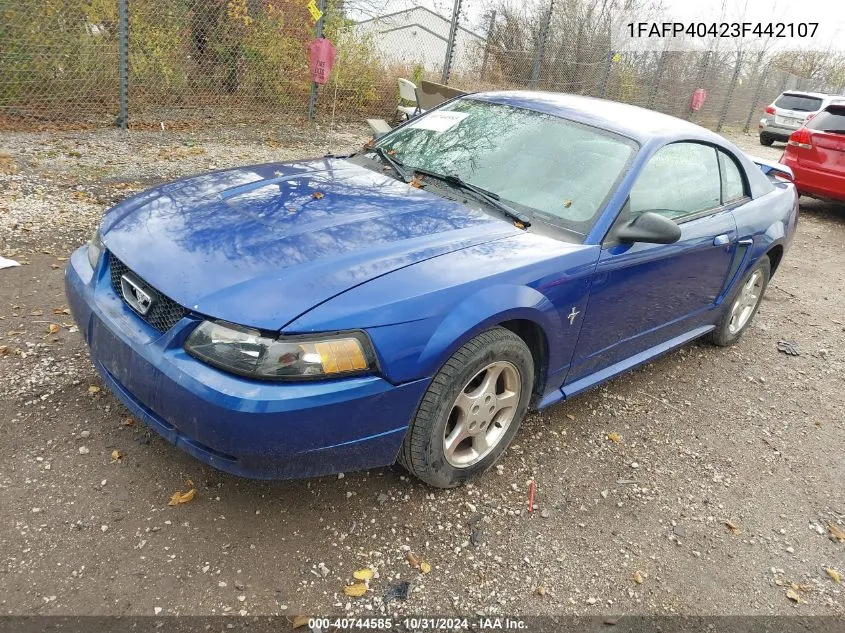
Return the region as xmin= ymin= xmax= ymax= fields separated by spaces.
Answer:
xmin=306 ymin=617 xmax=527 ymax=630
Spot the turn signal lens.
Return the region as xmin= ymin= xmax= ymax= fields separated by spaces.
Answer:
xmin=87 ymin=228 xmax=104 ymax=269
xmin=314 ymin=339 xmax=369 ymax=374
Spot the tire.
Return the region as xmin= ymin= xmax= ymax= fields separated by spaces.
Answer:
xmin=399 ymin=327 xmax=534 ymax=488
xmin=759 ymin=134 xmax=774 ymax=146
xmin=709 ymin=257 xmax=771 ymax=347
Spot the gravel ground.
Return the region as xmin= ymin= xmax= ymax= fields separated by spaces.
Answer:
xmin=0 ymin=124 xmax=843 ymax=618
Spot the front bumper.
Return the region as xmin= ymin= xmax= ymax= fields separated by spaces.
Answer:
xmin=65 ymin=247 xmax=429 ymax=479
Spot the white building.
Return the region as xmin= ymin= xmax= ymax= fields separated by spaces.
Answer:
xmin=353 ymin=6 xmax=486 ymax=74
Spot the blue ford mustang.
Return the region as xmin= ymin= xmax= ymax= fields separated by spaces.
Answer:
xmin=66 ymin=92 xmax=798 ymax=488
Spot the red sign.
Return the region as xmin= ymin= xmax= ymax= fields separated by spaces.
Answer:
xmin=309 ymin=38 xmax=336 ymax=85
xmin=690 ymin=88 xmax=707 ymax=112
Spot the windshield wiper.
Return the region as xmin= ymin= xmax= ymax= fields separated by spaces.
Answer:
xmin=410 ymin=167 xmax=531 ymax=228
xmin=369 ymin=146 xmax=410 ymax=182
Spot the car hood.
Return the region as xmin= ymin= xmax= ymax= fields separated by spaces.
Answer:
xmin=101 ymin=158 xmax=520 ymax=330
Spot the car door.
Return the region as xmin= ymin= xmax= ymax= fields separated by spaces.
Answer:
xmin=565 ymin=142 xmax=740 ymax=387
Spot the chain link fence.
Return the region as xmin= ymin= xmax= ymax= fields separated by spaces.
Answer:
xmin=1 ymin=0 xmax=841 ymax=134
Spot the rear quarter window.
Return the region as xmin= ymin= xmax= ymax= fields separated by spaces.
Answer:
xmin=775 ymin=94 xmax=823 ymax=112
xmin=808 ymin=106 xmax=845 ymax=133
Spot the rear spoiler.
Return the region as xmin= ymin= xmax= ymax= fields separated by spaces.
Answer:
xmin=749 ymin=155 xmax=794 ymax=182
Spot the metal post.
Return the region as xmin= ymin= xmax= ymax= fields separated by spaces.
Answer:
xmin=716 ymin=50 xmax=743 ymax=132
xmin=743 ymin=65 xmax=769 ymax=133
xmin=442 ymin=0 xmax=462 ymax=84
xmin=307 ymin=0 xmax=327 ymax=122
xmin=116 ymin=0 xmax=128 ymax=129
xmin=599 ymin=48 xmax=613 ymax=98
xmin=647 ymin=49 xmax=666 ymax=109
xmin=479 ymin=10 xmax=496 ymax=81
xmin=529 ymin=0 xmax=554 ymax=89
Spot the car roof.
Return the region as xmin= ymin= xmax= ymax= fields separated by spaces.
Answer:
xmin=469 ymin=90 xmax=722 ymax=145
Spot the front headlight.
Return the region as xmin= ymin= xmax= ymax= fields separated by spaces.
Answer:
xmin=184 ymin=320 xmax=377 ymax=380
xmin=87 ymin=227 xmax=104 ymax=269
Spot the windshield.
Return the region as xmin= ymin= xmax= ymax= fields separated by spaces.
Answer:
xmin=375 ymin=98 xmax=637 ymax=235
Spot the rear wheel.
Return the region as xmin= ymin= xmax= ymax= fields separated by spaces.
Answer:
xmin=709 ymin=257 xmax=771 ymax=347
xmin=399 ymin=327 xmax=533 ymax=488
xmin=759 ymin=133 xmax=775 ymax=146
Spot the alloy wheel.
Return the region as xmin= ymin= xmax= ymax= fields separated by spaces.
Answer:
xmin=728 ymin=270 xmax=764 ymax=335
xmin=442 ymin=360 xmax=521 ymax=468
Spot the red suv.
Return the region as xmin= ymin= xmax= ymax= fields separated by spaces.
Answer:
xmin=780 ymin=105 xmax=845 ymax=202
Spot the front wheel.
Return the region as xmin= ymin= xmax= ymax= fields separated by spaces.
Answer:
xmin=709 ymin=257 xmax=771 ymax=347
xmin=399 ymin=327 xmax=534 ymax=488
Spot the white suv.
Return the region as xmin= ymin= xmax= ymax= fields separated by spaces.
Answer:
xmin=759 ymin=91 xmax=845 ymax=146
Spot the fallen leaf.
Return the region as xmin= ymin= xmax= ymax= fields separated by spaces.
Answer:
xmin=88 ymin=385 xmax=101 ymax=394
xmin=410 ymin=176 xmax=423 ymax=189
xmin=405 ymin=551 xmax=420 ymax=568
xmin=291 ymin=615 xmax=311 ymax=629
xmin=353 ymin=568 xmax=374 ymax=581
xmin=53 ymin=307 xmax=71 ymax=315
xmin=786 ymin=588 xmax=800 ymax=603
xmin=312 ymin=191 xmax=324 ymax=199
xmin=826 ymin=568 xmax=841 ymax=583
xmin=565 ymin=413 xmax=575 ymax=421
xmin=30 ymin=309 xmax=43 ymax=316
xmin=420 ymin=561 xmax=432 ymax=574
xmin=632 ymin=571 xmax=644 ymax=584
xmin=725 ymin=520 xmax=741 ymax=535
xmin=168 ymin=485 xmax=196 ymax=506
xmin=343 ymin=583 xmax=367 ymax=597
xmin=562 ymin=199 xmax=573 ymax=208
xmin=0 ymin=345 xmax=8 ymax=356
xmin=122 ymin=418 xmax=135 ymax=427
xmin=110 ymin=450 xmax=122 ymax=463
xmin=47 ymin=323 xmax=60 ymax=334
xmin=829 ymin=523 xmax=845 ymax=542
xmin=535 ymin=585 xmax=546 ymax=596
xmin=607 ymin=432 xmax=621 ymax=443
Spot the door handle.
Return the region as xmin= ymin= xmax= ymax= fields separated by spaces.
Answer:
xmin=713 ymin=234 xmax=731 ymax=246
xmin=738 ymin=238 xmax=754 ymax=246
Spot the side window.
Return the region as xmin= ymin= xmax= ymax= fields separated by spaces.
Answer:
xmin=719 ymin=150 xmax=747 ymax=202
xmin=630 ymin=142 xmax=721 ymax=221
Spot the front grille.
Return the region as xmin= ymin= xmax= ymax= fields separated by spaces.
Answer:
xmin=109 ymin=254 xmax=188 ymax=333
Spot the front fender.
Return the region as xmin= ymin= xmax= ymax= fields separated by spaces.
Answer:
xmin=361 ymin=283 xmax=570 ymax=388
xmin=417 ymin=284 xmax=564 ymax=377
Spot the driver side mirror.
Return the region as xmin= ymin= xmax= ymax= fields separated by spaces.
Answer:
xmin=615 ymin=211 xmax=681 ymax=245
